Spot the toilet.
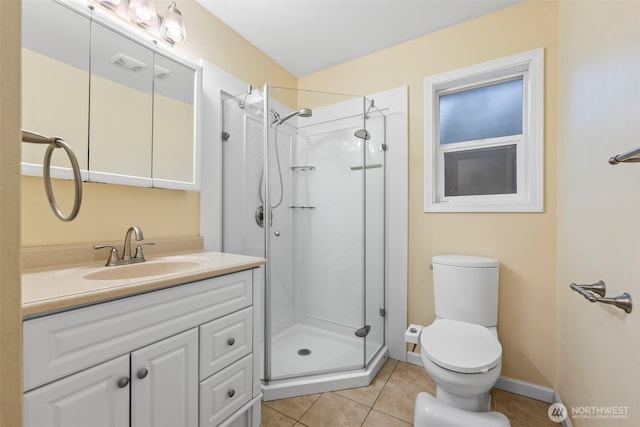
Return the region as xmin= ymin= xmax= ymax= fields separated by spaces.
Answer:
xmin=414 ymin=255 xmax=510 ymax=427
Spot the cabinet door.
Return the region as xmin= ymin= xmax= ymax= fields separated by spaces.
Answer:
xmin=24 ymin=355 xmax=129 ymax=427
xmin=152 ymin=53 xmax=197 ymax=189
xmin=21 ymin=0 xmax=90 ymax=174
xmin=131 ymin=328 xmax=198 ymax=427
xmin=89 ymin=21 xmax=153 ymax=186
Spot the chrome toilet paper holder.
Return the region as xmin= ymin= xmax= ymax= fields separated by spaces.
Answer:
xmin=570 ymin=280 xmax=632 ymax=313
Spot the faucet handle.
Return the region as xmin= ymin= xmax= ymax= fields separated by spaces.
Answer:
xmin=134 ymin=242 xmax=155 ymax=261
xmin=94 ymin=244 xmax=120 ymax=266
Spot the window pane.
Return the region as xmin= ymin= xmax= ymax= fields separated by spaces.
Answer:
xmin=444 ymin=145 xmax=517 ymax=196
xmin=439 ymin=78 xmax=523 ymax=145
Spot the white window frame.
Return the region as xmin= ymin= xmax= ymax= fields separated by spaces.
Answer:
xmin=424 ymin=48 xmax=544 ymax=212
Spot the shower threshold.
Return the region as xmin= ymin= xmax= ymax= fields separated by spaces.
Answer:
xmin=261 ymin=345 xmax=388 ymax=401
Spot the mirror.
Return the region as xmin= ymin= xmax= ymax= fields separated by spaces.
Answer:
xmin=89 ymin=21 xmax=154 ymax=185
xmin=21 ymin=0 xmax=90 ymax=176
xmin=21 ymin=0 xmax=199 ymax=189
xmin=152 ymin=54 xmax=196 ymax=187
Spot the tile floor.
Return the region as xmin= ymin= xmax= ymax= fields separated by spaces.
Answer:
xmin=261 ymin=359 xmax=557 ymax=427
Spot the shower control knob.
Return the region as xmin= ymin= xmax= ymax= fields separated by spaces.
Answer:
xmin=274 ymin=231 xmax=280 ymax=237
xmin=228 ymin=338 xmax=235 ymax=346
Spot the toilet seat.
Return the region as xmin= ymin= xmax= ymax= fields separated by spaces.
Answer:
xmin=421 ymin=319 xmax=502 ymax=374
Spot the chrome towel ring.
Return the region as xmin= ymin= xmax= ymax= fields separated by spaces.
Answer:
xmin=21 ymin=130 xmax=83 ymax=222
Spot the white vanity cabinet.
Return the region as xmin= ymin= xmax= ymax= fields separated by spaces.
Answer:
xmin=24 ymin=330 xmax=198 ymax=427
xmin=23 ymin=268 xmax=262 ymax=427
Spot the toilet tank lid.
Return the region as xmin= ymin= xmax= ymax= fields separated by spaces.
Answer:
xmin=432 ymin=255 xmax=499 ymax=268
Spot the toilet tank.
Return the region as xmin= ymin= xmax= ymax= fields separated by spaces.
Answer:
xmin=432 ymin=255 xmax=500 ymax=326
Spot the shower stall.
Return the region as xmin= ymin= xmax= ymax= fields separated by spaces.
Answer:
xmin=221 ymin=85 xmax=387 ymax=399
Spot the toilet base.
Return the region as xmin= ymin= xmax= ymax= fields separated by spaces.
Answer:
xmin=414 ymin=392 xmax=511 ymax=427
xmin=436 ymin=384 xmax=491 ymax=412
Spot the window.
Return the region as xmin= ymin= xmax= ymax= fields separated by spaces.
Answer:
xmin=424 ymin=48 xmax=544 ymax=212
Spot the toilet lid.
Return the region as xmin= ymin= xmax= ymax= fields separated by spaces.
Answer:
xmin=421 ymin=319 xmax=502 ymax=374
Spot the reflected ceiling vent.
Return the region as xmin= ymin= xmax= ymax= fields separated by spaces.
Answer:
xmin=110 ymin=53 xmax=147 ymax=72
xmin=154 ymin=65 xmax=171 ymax=80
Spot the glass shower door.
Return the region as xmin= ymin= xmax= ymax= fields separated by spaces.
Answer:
xmin=265 ymin=86 xmax=371 ymax=380
xmin=363 ymin=101 xmax=386 ymax=365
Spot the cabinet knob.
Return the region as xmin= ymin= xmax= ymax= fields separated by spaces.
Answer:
xmin=117 ymin=377 xmax=130 ymax=388
xmin=137 ymin=368 xmax=149 ymax=379
xmin=228 ymin=389 xmax=236 ymax=398
xmin=227 ymin=338 xmax=236 ymax=346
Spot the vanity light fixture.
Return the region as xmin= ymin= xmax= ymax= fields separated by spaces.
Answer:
xmin=91 ymin=0 xmax=187 ymax=46
xmin=161 ymin=1 xmax=187 ymax=44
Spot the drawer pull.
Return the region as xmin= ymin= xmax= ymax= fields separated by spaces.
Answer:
xmin=228 ymin=389 xmax=236 ymax=398
xmin=117 ymin=377 xmax=130 ymax=388
xmin=137 ymin=368 xmax=149 ymax=379
xmin=227 ymin=338 xmax=236 ymax=346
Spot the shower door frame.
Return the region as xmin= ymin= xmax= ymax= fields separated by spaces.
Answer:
xmin=263 ymin=83 xmax=273 ymax=381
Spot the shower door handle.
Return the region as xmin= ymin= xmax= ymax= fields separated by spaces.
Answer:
xmin=355 ymin=325 xmax=371 ymax=338
xmin=255 ymin=206 xmax=265 ymax=228
xmin=255 ymin=205 xmax=273 ymax=228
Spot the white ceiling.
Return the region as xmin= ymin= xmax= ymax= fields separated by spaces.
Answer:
xmin=195 ymin=0 xmax=522 ymax=77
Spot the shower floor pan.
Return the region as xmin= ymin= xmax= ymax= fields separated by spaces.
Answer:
xmin=263 ymin=323 xmax=387 ymax=401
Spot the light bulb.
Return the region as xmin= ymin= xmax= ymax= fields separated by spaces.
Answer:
xmin=161 ymin=2 xmax=186 ymax=44
xmin=128 ymin=0 xmax=158 ymax=28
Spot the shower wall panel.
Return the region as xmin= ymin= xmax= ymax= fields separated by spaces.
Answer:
xmin=293 ymin=111 xmax=365 ymax=337
xmin=269 ymin=124 xmax=294 ymax=335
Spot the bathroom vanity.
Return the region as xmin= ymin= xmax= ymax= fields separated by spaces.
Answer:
xmin=21 ymin=252 xmax=265 ymax=427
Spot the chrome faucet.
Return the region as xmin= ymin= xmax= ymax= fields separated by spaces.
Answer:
xmin=94 ymin=225 xmax=155 ymax=266
xmin=123 ymin=226 xmax=143 ymax=261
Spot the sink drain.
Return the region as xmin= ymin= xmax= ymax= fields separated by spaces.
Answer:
xmin=297 ymin=348 xmax=311 ymax=356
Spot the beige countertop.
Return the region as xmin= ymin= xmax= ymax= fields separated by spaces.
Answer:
xmin=22 ymin=251 xmax=266 ymax=318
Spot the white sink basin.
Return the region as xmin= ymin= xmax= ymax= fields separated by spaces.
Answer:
xmin=83 ymin=260 xmax=202 ymax=281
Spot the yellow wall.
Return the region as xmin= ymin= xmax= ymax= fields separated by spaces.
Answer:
xmin=557 ymin=1 xmax=640 ymax=425
xmin=300 ymin=0 xmax=558 ymax=387
xmin=20 ymin=0 xmax=297 ymax=247
xmin=0 ymin=0 xmax=23 ymax=424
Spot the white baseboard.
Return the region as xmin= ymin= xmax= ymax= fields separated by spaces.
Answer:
xmin=495 ymin=376 xmax=554 ymax=403
xmin=406 ymin=351 xmax=556 ymax=404
xmin=553 ymin=390 xmax=573 ymax=427
xmin=407 ymin=350 xmax=422 ymax=366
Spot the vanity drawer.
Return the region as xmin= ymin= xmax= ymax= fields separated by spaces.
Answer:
xmin=200 ymin=307 xmax=253 ymax=380
xmin=24 ymin=270 xmax=253 ymax=391
xmin=199 ymin=354 xmax=253 ymax=427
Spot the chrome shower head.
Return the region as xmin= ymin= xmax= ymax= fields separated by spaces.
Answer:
xmin=296 ymin=108 xmax=312 ymax=118
xmin=271 ymin=107 xmax=313 ymax=125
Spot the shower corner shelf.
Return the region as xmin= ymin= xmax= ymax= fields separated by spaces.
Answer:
xmin=290 ymin=206 xmax=316 ymax=210
xmin=290 ymin=166 xmax=316 ymax=171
